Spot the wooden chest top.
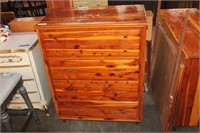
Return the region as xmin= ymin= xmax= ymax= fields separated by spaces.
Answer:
xmin=159 ymin=9 xmax=200 ymax=59
xmin=36 ymin=5 xmax=147 ymax=28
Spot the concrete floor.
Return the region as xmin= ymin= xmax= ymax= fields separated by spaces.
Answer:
xmin=1 ymin=92 xmax=199 ymax=132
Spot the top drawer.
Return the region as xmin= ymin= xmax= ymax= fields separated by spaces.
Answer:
xmin=41 ymin=29 xmax=141 ymax=50
xmin=0 ymin=53 xmax=31 ymax=67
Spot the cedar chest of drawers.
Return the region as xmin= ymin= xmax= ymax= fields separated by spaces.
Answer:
xmin=36 ymin=5 xmax=147 ymax=122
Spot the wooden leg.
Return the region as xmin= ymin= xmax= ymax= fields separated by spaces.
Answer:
xmin=1 ymin=108 xmax=14 ymax=132
xmin=147 ymin=40 xmax=152 ymax=92
xmin=18 ymin=86 xmax=40 ymax=125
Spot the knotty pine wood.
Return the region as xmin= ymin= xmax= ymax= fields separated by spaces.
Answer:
xmin=36 ymin=5 xmax=147 ymax=122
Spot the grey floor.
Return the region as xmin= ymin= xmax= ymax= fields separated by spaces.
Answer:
xmin=1 ymin=92 xmax=199 ymax=132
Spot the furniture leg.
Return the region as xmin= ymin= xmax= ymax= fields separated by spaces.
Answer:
xmin=18 ymin=86 xmax=40 ymax=125
xmin=147 ymin=40 xmax=152 ymax=92
xmin=1 ymin=108 xmax=13 ymax=132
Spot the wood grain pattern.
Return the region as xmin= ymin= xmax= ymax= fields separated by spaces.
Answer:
xmin=175 ymin=59 xmax=199 ymax=126
xmin=58 ymin=108 xmax=138 ymax=121
xmin=57 ymin=100 xmax=138 ymax=109
xmin=35 ymin=5 xmax=147 ymax=27
xmin=55 ymin=91 xmax=138 ymax=101
xmin=159 ymin=9 xmax=200 ymax=58
xmin=46 ymin=49 xmax=139 ymax=59
xmin=48 ymin=59 xmax=139 ymax=67
xmin=42 ymin=29 xmax=140 ymax=50
xmin=189 ymin=75 xmax=199 ymax=126
xmin=53 ymin=80 xmax=139 ymax=92
xmin=46 ymin=0 xmax=73 ymax=10
xmin=35 ymin=5 xmax=147 ymax=122
xmin=50 ymin=67 xmax=139 ymax=80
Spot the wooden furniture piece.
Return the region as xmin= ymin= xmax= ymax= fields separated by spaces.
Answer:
xmin=35 ymin=5 xmax=147 ymax=122
xmin=73 ymin=0 xmax=108 ymax=8
xmin=0 ymin=32 xmax=52 ymax=112
xmin=46 ymin=0 xmax=73 ymax=10
xmin=8 ymin=16 xmax=44 ymax=32
xmin=0 ymin=72 xmax=40 ymax=132
xmin=151 ymin=9 xmax=199 ymax=130
xmin=0 ymin=12 xmax=15 ymax=25
xmin=145 ymin=10 xmax=153 ymax=92
xmin=146 ymin=11 xmax=153 ymax=41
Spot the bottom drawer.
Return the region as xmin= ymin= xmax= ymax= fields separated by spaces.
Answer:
xmin=57 ymin=100 xmax=139 ymax=121
xmin=58 ymin=108 xmax=138 ymax=121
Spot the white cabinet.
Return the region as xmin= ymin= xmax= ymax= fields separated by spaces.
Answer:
xmin=0 ymin=32 xmax=52 ymax=111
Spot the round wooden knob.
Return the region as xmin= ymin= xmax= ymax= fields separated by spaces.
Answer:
xmin=123 ymin=50 xmax=127 ymax=53
xmin=54 ymin=37 xmax=58 ymax=42
xmin=124 ymin=35 xmax=128 ymax=39
xmin=56 ymin=50 xmax=60 ymax=55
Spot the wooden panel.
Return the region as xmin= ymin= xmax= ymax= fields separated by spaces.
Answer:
xmin=35 ymin=5 xmax=147 ymax=28
xmin=58 ymin=108 xmax=138 ymax=121
xmin=55 ymin=91 xmax=138 ymax=101
xmin=53 ymin=80 xmax=139 ymax=92
xmin=50 ymin=66 xmax=139 ymax=80
xmin=151 ymin=25 xmax=178 ymax=130
xmin=57 ymin=100 xmax=138 ymax=109
xmin=175 ymin=59 xmax=199 ymax=126
xmin=42 ymin=30 xmax=140 ymax=39
xmin=189 ymin=75 xmax=200 ymax=126
xmin=46 ymin=0 xmax=73 ymax=10
xmin=159 ymin=9 xmax=200 ymax=58
xmin=48 ymin=59 xmax=138 ymax=67
xmin=44 ymin=40 xmax=139 ymax=50
xmin=8 ymin=17 xmax=44 ymax=32
xmin=46 ymin=49 xmax=139 ymax=59
xmin=146 ymin=10 xmax=153 ymax=41
xmin=42 ymin=30 xmax=140 ymax=50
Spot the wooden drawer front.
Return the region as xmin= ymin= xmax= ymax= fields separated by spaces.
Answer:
xmin=0 ymin=53 xmax=30 ymax=67
xmin=50 ymin=66 xmax=139 ymax=80
xmin=46 ymin=49 xmax=139 ymax=59
xmin=56 ymin=91 xmax=138 ymax=101
xmin=48 ymin=59 xmax=138 ymax=67
xmin=10 ymin=92 xmax=41 ymax=104
xmin=54 ymin=80 xmax=138 ymax=101
xmin=57 ymin=101 xmax=139 ymax=121
xmin=59 ymin=108 xmax=138 ymax=121
xmin=42 ymin=30 xmax=140 ymax=50
xmin=54 ymin=80 xmax=139 ymax=92
xmin=0 ymin=67 xmax=34 ymax=80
